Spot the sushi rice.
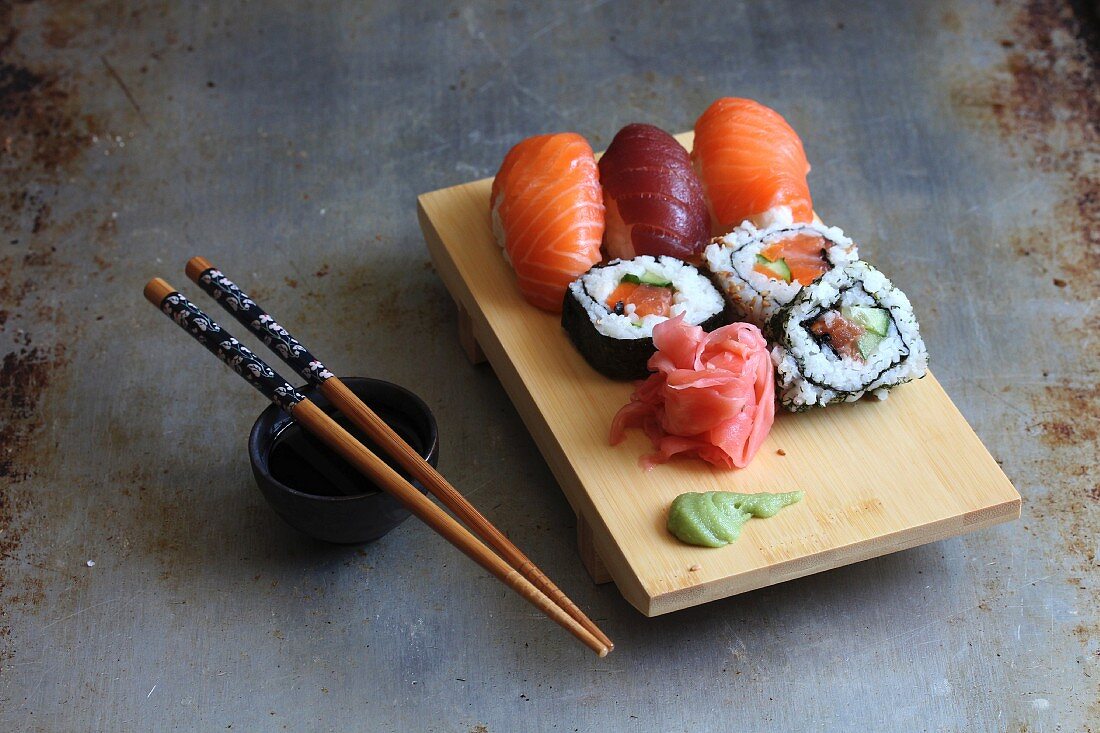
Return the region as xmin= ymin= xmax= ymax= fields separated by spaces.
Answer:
xmin=768 ymin=261 xmax=928 ymax=410
xmin=570 ymin=255 xmax=724 ymax=338
xmin=703 ymin=213 xmax=858 ymax=331
xmin=562 ymin=255 xmax=727 ymax=380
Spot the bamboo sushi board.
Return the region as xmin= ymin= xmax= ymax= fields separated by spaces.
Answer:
xmin=416 ymin=132 xmax=1021 ymax=616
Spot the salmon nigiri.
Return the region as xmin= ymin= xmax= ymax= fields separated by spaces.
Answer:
xmin=691 ymin=98 xmax=813 ymax=234
xmin=490 ymin=133 xmax=604 ymax=312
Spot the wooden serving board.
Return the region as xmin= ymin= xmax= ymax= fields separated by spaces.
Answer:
xmin=416 ymin=132 xmax=1020 ymax=616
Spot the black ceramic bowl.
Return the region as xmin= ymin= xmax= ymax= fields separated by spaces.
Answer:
xmin=249 ymin=377 xmax=438 ymax=544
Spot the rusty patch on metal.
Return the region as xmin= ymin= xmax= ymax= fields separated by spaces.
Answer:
xmin=40 ymin=5 xmax=89 ymax=51
xmin=948 ymin=14 xmax=1099 ymax=397
xmin=1035 ymin=386 xmax=1099 ymax=448
xmin=0 ymin=3 xmax=100 ymax=242
xmin=0 ymin=341 xmax=69 ymax=666
xmin=983 ymin=2 xmax=1098 ymax=149
xmin=947 ymin=0 xmax=1099 ymax=269
xmin=944 ymin=1 xmax=1099 ymax=682
xmin=0 ymin=2 xmax=95 ymax=668
xmin=0 ymin=347 xmax=62 ymax=479
xmin=0 ymin=58 xmax=93 ymax=175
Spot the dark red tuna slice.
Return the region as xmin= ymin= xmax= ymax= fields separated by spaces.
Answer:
xmin=598 ymin=123 xmax=710 ymax=261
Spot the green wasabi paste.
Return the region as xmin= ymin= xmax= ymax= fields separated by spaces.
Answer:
xmin=667 ymin=491 xmax=804 ymax=547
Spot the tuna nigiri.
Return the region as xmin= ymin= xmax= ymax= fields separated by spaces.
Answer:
xmin=691 ymin=98 xmax=813 ymax=234
xmin=490 ymin=133 xmax=604 ymax=312
xmin=598 ymin=123 xmax=710 ymax=261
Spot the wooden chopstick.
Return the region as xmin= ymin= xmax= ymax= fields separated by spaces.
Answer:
xmin=144 ymin=278 xmax=610 ymax=657
xmin=184 ymin=256 xmax=614 ymax=652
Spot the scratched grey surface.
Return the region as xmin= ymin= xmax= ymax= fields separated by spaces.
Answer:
xmin=0 ymin=1 xmax=1096 ymax=731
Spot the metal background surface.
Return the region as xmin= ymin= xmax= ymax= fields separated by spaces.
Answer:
xmin=0 ymin=1 xmax=1096 ymax=730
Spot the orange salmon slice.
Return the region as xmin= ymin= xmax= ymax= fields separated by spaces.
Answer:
xmin=755 ymin=233 xmax=829 ymax=285
xmin=606 ymin=282 xmax=673 ymax=318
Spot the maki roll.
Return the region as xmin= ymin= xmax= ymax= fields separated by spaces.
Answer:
xmin=562 ymin=255 xmax=728 ymax=380
xmin=703 ymin=217 xmax=858 ymax=333
xmin=769 ymin=261 xmax=929 ymax=410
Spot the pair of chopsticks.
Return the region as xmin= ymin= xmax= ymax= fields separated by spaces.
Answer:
xmin=143 ymin=259 xmax=612 ymax=657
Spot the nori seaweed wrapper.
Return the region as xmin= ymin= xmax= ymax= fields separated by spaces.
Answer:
xmin=768 ymin=261 xmax=928 ymax=410
xmin=561 ymin=285 xmax=729 ymax=381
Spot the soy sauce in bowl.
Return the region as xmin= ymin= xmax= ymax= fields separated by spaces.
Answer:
xmin=249 ymin=377 xmax=439 ymax=544
xmin=268 ymin=408 xmax=425 ymax=498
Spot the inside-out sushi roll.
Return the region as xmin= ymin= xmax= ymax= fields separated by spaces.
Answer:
xmin=769 ymin=261 xmax=928 ymax=410
xmin=562 ymin=255 xmax=728 ymax=380
xmin=703 ymin=216 xmax=858 ymax=333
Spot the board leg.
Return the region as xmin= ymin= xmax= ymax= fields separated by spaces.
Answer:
xmin=576 ymin=512 xmax=613 ymax=585
xmin=455 ymin=301 xmax=487 ymax=365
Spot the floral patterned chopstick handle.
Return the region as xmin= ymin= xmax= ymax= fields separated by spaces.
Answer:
xmin=151 ymin=284 xmax=305 ymax=412
xmin=187 ymin=260 xmax=334 ymax=385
